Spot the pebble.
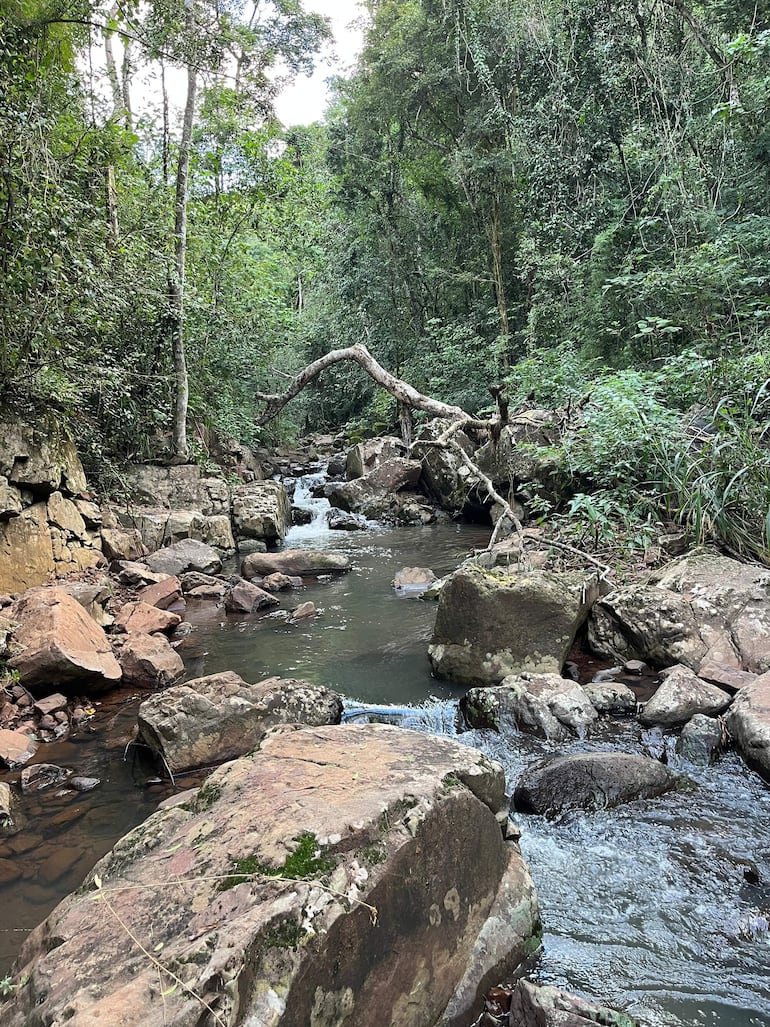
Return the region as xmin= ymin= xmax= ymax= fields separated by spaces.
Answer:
xmin=69 ymin=776 xmax=101 ymax=793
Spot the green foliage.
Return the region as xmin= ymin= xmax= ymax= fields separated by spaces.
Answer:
xmin=218 ymin=833 xmax=334 ymax=892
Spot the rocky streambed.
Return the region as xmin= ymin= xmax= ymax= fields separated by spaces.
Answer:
xmin=1 ymin=446 xmax=770 ymax=1025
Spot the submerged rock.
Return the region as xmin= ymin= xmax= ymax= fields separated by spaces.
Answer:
xmin=136 ymin=671 xmax=343 ymax=772
xmin=429 ymin=563 xmax=598 ymax=686
xmin=513 ymin=752 xmax=677 ymax=815
xmin=3 ymin=725 xmax=540 ymax=1027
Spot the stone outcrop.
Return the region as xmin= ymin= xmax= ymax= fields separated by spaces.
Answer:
xmin=345 ymin=435 xmax=406 ymax=480
xmin=241 ymin=548 xmax=351 ymax=579
xmin=8 ymin=588 xmax=121 ymax=694
xmin=589 ymin=551 xmax=770 ymax=675
xmin=329 ymin=457 xmax=422 ymax=518
xmin=513 ymin=752 xmax=677 ymax=815
xmin=411 ymin=420 xmax=476 ymax=512
xmin=474 ymin=411 xmax=566 ymax=504
xmin=639 ymin=664 xmax=731 ymax=727
xmin=724 ymin=671 xmax=770 ymax=781
xmin=429 ymin=563 xmax=598 ymax=686
xmin=137 ymin=672 xmax=344 ymax=772
xmin=461 ymin=674 xmax=597 ymax=740
xmin=3 ymin=725 xmax=541 ymax=1027
xmin=0 ymin=421 xmax=103 ymax=592
xmin=232 ymin=480 xmax=290 ymax=542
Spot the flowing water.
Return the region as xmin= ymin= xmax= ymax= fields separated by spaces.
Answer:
xmin=1 ymin=469 xmax=769 ymax=1027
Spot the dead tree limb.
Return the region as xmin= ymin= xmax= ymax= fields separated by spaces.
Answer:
xmin=255 ymin=343 xmax=498 ymax=431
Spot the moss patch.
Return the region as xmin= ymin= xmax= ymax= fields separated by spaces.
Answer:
xmin=218 ymin=832 xmax=334 ymax=892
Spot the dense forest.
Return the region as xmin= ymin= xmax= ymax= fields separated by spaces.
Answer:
xmin=1 ymin=0 xmax=769 ymax=561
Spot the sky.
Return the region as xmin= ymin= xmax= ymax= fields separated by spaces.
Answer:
xmin=275 ymin=0 xmax=366 ymax=126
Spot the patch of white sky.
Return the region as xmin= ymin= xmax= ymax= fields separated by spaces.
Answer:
xmin=85 ymin=1 xmax=366 ymax=130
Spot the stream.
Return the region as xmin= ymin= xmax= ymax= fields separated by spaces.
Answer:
xmin=1 ymin=468 xmax=769 ymax=1026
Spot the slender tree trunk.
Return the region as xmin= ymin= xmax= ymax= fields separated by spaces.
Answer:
xmin=103 ymin=7 xmax=123 ymax=115
xmin=121 ymin=37 xmax=133 ymax=132
xmin=170 ymin=11 xmax=198 ymax=460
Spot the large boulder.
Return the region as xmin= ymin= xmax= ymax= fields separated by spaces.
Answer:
xmin=513 ymin=752 xmax=677 ymax=815
xmin=411 ymin=419 xmax=476 ymax=511
xmin=144 ymin=539 xmax=222 ymax=577
xmin=137 ymin=672 xmax=343 ymax=772
xmin=429 ymin=564 xmax=598 ymax=686
xmin=590 ymin=552 xmax=770 ymax=675
xmin=0 ymin=420 xmax=87 ymax=495
xmin=461 ymin=674 xmax=597 ymax=740
xmin=639 ymin=664 xmax=731 ymax=727
xmin=114 ymin=601 xmax=181 ymax=635
xmin=118 ymin=464 xmax=230 ymax=515
xmin=0 ymin=503 xmax=55 ymax=594
xmin=241 ymin=548 xmax=351 ymax=579
xmin=588 ymin=586 xmax=707 ymax=670
xmin=3 ymin=725 xmax=540 ymax=1027
xmin=345 ymin=436 xmax=406 ymax=480
xmin=232 ymin=480 xmax=290 ymax=541
xmin=329 ymin=458 xmax=422 ymax=515
xmin=473 ymin=411 xmax=565 ymax=503
xmin=652 ymin=551 xmax=770 ymax=674
xmin=8 ymin=588 xmax=121 ymax=694
xmin=724 ymin=671 xmax=770 ymax=781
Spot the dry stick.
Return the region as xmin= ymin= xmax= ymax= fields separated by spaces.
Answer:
xmin=91 ymin=878 xmax=228 ymax=1027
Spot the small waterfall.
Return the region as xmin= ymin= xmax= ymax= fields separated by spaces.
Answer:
xmin=286 ymin=468 xmax=332 ymax=539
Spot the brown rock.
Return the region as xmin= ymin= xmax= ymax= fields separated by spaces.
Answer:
xmin=46 ymin=492 xmax=86 ymax=537
xmin=137 ymin=576 xmax=182 ymax=611
xmin=33 ymin=693 xmax=68 ymax=717
xmin=393 ymin=566 xmax=438 ymax=590
xmin=0 ymin=857 xmax=22 ymax=884
xmin=640 ymin=665 xmax=732 ymax=727
xmin=4 ymin=725 xmax=539 ymax=1027
xmin=241 ymin=548 xmax=351 ymax=578
xmin=118 ymin=633 xmax=184 ymax=690
xmin=0 ymin=729 xmax=38 ymax=768
xmin=37 ymin=845 xmax=86 ymax=885
xmin=290 ymin=601 xmax=316 ymax=622
xmin=261 ymin=572 xmax=301 ymax=592
xmin=224 ymin=579 xmax=279 ymax=613
xmin=110 ymin=560 xmax=166 ymax=586
xmin=0 ymin=503 xmax=55 ymax=594
xmin=698 ymin=662 xmax=757 ymax=694
xmin=114 ymin=600 xmax=181 ymax=635
xmin=8 ymin=588 xmax=121 ymax=695
xmin=100 ymin=527 xmax=148 ymax=562
xmin=186 ymin=582 xmax=228 ymax=599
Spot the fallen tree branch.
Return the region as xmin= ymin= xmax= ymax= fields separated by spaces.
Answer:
xmin=255 ymin=343 xmax=496 ymax=430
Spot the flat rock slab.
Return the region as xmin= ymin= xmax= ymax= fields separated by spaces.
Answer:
xmin=0 ymin=729 xmax=38 ymax=769
xmin=8 ymin=587 xmax=121 ymax=694
xmin=242 ymin=548 xmax=351 ymax=578
xmin=144 ymin=539 xmax=222 ymax=577
xmin=509 ymin=980 xmax=639 ymax=1027
xmin=725 ymin=671 xmax=770 ymax=781
xmin=3 ymin=724 xmax=540 ymax=1027
xmin=514 ymin=752 xmax=678 ymax=815
xmin=137 ymin=671 xmax=344 ymax=772
xmin=114 ymin=600 xmax=181 ymax=635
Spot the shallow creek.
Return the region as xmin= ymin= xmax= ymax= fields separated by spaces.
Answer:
xmin=1 ymin=470 xmax=769 ymax=1026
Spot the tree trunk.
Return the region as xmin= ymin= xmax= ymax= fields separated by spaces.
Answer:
xmin=170 ymin=9 xmax=197 ymax=460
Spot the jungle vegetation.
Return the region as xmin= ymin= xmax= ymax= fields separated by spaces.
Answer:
xmin=1 ymin=0 xmax=768 ymax=558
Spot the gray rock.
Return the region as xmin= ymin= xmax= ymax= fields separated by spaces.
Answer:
xmin=677 ymin=714 xmax=725 ymax=765
xmin=509 ymin=979 xmax=640 ymax=1027
xmin=224 ymin=579 xmax=279 ymax=613
xmin=326 ymin=507 xmax=368 ymax=531
xmin=241 ymin=548 xmax=350 ymax=579
xmin=393 ymin=566 xmax=437 ymax=593
xmin=582 ymin=680 xmax=638 ymax=716
xmin=429 ymin=563 xmax=599 ymax=686
xmin=144 ymin=539 xmax=222 ymax=577
xmin=345 ymin=436 xmax=405 ymax=480
xmin=514 ymin=752 xmax=677 ymax=815
xmin=640 ymin=665 xmax=731 ymax=726
xmin=20 ymin=763 xmax=72 ymax=793
xmin=232 ymin=480 xmax=290 ymax=541
xmin=461 ymin=674 xmax=597 ymax=740
xmin=69 ymin=776 xmax=101 ymax=792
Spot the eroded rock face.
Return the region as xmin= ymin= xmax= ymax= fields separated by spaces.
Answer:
xmin=429 ymin=564 xmax=597 ymax=686
xmin=639 ymin=665 xmax=731 ymax=727
xmin=724 ymin=671 xmax=770 ymax=781
xmin=8 ymin=588 xmax=121 ymax=694
xmin=232 ymin=480 xmax=290 ymax=541
xmin=137 ymin=672 xmax=344 ymax=771
xmin=241 ymin=548 xmax=350 ymax=579
xmin=3 ymin=725 xmax=540 ymax=1027
xmin=513 ymin=752 xmax=677 ymax=815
